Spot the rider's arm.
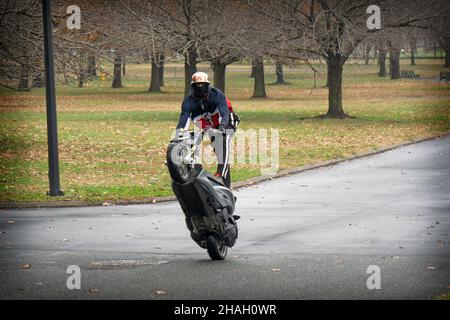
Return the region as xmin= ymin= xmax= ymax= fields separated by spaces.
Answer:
xmin=176 ymin=97 xmax=191 ymax=131
xmin=215 ymin=92 xmax=230 ymax=128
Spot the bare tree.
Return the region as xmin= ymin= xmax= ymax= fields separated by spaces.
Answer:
xmin=275 ymin=61 xmax=286 ymax=84
xmin=388 ymin=41 xmax=401 ymax=79
xmin=409 ymin=33 xmax=417 ymax=66
xmin=149 ymin=53 xmax=165 ymax=92
xmin=252 ymin=57 xmax=267 ymax=97
xmin=0 ymin=1 xmax=128 ymax=90
xmin=246 ymin=0 xmax=448 ymax=117
xmin=377 ymin=39 xmax=388 ymax=77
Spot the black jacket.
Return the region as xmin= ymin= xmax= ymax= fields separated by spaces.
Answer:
xmin=176 ymin=87 xmax=230 ymax=129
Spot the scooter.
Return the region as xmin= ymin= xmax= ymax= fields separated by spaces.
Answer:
xmin=166 ymin=129 xmax=238 ymax=260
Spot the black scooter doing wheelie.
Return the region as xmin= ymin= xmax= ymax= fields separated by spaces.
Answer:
xmin=166 ymin=129 xmax=238 ymax=260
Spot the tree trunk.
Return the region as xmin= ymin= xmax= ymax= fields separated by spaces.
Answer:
xmin=389 ymin=47 xmax=400 ymax=80
xmin=149 ymin=59 xmax=161 ymax=92
xmin=212 ymin=60 xmax=226 ymax=93
xmin=378 ymin=49 xmax=387 ymax=77
xmin=112 ymin=54 xmax=123 ymax=88
xmin=364 ymin=44 xmax=371 ymax=65
xmin=159 ymin=53 xmax=165 ymax=86
xmin=410 ymin=49 xmax=415 ymax=66
xmin=122 ymin=58 xmax=126 ymax=76
xmin=433 ymin=43 xmax=437 ymax=59
xmin=445 ymin=48 xmax=450 ymax=68
xmin=325 ymin=62 xmax=331 ymax=87
xmin=78 ymin=73 xmax=84 ymax=88
xmin=250 ymin=59 xmax=256 ymax=78
xmin=18 ymin=65 xmax=29 ymax=90
xmin=275 ymin=62 xmax=286 ymax=84
xmin=325 ymin=53 xmax=346 ymax=118
xmin=388 ymin=56 xmax=391 ymax=76
xmin=87 ymin=54 xmax=97 ymax=77
xmin=184 ymin=50 xmax=197 ymax=95
xmin=33 ymin=71 xmax=44 ymax=88
xmin=410 ymin=38 xmax=416 ymax=66
xmin=252 ymin=58 xmax=267 ymax=98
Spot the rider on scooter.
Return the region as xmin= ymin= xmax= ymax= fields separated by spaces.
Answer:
xmin=175 ymin=72 xmax=239 ymax=188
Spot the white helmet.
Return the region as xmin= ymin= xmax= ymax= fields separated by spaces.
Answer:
xmin=191 ymin=71 xmax=210 ymax=84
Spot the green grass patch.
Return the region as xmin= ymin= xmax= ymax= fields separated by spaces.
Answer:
xmin=1 ymin=59 xmax=449 ymax=202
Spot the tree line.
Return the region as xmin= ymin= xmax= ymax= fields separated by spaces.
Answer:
xmin=1 ymin=0 xmax=449 ymax=118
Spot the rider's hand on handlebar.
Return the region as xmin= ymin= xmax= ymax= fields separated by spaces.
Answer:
xmin=217 ymin=125 xmax=226 ymax=135
xmin=172 ymin=128 xmax=190 ymax=142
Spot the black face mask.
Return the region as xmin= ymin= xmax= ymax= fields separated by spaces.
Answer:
xmin=192 ymin=83 xmax=209 ymax=98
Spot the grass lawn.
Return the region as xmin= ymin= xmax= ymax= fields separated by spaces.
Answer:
xmin=0 ymin=59 xmax=449 ymax=203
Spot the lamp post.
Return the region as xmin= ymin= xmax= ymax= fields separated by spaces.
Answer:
xmin=42 ymin=0 xmax=63 ymax=196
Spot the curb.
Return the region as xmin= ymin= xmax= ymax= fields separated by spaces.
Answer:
xmin=1 ymin=132 xmax=449 ymax=210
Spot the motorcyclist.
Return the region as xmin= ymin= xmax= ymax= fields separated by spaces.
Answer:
xmin=175 ymin=71 xmax=240 ymax=188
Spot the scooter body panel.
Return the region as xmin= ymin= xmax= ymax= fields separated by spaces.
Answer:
xmin=172 ymin=169 xmax=238 ymax=248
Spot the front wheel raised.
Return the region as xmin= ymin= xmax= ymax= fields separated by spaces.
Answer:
xmin=206 ymin=234 xmax=227 ymax=260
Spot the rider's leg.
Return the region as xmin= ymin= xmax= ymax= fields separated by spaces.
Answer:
xmin=220 ymin=164 xmax=231 ymax=188
xmin=209 ymin=128 xmax=233 ymax=188
xmin=192 ymin=127 xmax=204 ymax=161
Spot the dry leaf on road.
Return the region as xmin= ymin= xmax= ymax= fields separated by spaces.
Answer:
xmin=155 ymin=290 xmax=167 ymax=295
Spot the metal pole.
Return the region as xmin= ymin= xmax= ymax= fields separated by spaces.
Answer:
xmin=42 ymin=0 xmax=63 ymax=196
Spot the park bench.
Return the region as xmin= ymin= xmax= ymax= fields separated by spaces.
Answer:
xmin=400 ymin=70 xmax=420 ymax=79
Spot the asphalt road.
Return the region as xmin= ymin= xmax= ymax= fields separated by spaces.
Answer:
xmin=1 ymin=136 xmax=449 ymax=300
